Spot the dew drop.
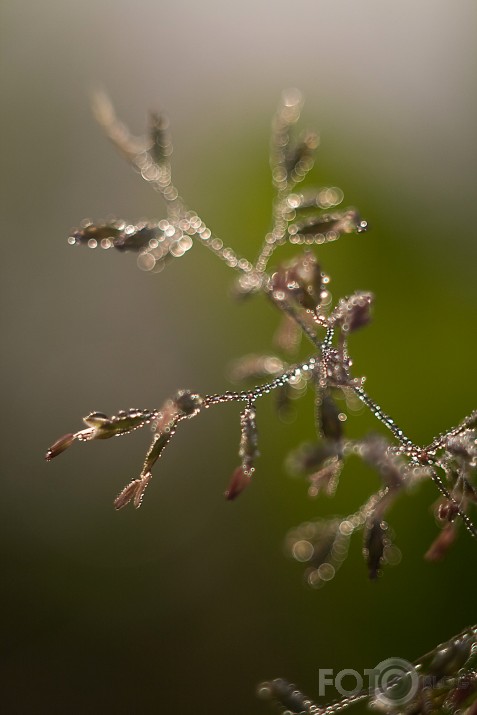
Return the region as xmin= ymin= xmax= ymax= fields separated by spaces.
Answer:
xmin=292 ymin=540 xmax=314 ymax=562
xmin=339 ymin=520 xmax=354 ymax=536
xmin=137 ymin=253 xmax=156 ymax=271
xmin=317 ymin=562 xmax=335 ymax=581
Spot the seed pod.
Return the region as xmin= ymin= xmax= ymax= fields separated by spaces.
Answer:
xmin=271 ymin=253 xmax=323 ymax=311
xmin=111 ymin=393 xmax=203 ymax=511
xmin=308 ymin=456 xmax=343 ymax=498
xmin=295 ymin=253 xmax=323 ymax=304
xmin=149 ymin=111 xmax=172 ymax=165
xmin=286 ymin=186 xmax=344 ymax=211
xmin=143 ymin=430 xmax=175 ymax=474
xmin=114 ymin=472 xmax=152 ymax=510
xmin=93 ymin=409 xmax=155 ymax=439
xmin=319 ymin=392 xmax=343 ymax=442
xmin=114 ymin=480 xmax=141 ymax=510
xmin=332 ymin=292 xmax=374 ymax=333
xmin=114 ymin=225 xmax=161 ymax=252
xmin=239 ymin=406 xmax=259 ymax=476
xmin=438 ymin=498 xmax=460 ymax=522
xmin=287 ymin=253 xmax=323 ymax=310
xmin=69 ymin=222 xmax=124 ymax=247
xmin=363 ymin=518 xmax=388 ymax=579
xmin=286 ymin=441 xmax=339 ymax=476
xmin=424 ymin=523 xmax=458 ymax=562
xmin=286 ymin=517 xmax=352 ymax=590
xmin=225 ymin=407 xmax=259 ymax=500
xmin=258 ymin=678 xmax=314 ymax=714
xmin=289 ymin=208 xmax=366 ymax=241
xmin=359 ymin=436 xmax=405 ymax=490
xmin=69 ymin=221 xmax=164 ymax=253
xmin=284 ymin=130 xmax=319 ymax=177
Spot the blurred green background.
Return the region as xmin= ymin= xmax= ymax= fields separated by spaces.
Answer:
xmin=1 ymin=1 xmax=476 ymax=713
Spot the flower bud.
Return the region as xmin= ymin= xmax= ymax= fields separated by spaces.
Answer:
xmin=258 ymin=679 xmax=311 ymax=714
xmin=332 ymin=292 xmax=373 ymax=333
xmin=271 ymin=253 xmax=324 ymax=311
xmin=284 ymin=130 xmax=319 ymax=179
xmin=143 ymin=431 xmax=175 ymax=474
xmin=239 ymin=406 xmax=259 ymax=475
xmin=114 ymin=473 xmax=152 ymax=510
xmin=115 ymin=224 xmax=161 ymax=252
xmin=289 ymin=208 xmax=365 ymax=242
xmin=45 ymin=433 xmax=75 ymax=460
xmin=286 ymin=517 xmax=351 ymax=589
xmin=438 ymin=498 xmax=460 ymax=522
xmin=308 ymin=457 xmax=343 ymax=498
xmin=363 ymin=518 xmax=388 ymax=579
xmin=424 ymin=523 xmax=458 ymax=562
xmin=225 ymin=466 xmax=251 ymax=501
xmin=286 ymin=441 xmax=339 ymax=476
xmin=319 ymin=392 xmax=343 ymax=442
xmin=68 ymin=222 xmax=123 ymax=247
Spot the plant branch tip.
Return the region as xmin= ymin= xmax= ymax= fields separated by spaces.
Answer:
xmin=47 ymin=90 xmax=476 ymax=591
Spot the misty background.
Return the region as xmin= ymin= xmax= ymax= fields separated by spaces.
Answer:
xmin=1 ymin=2 xmax=476 ymax=713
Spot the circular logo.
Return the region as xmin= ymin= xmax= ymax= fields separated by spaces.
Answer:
xmin=373 ymin=657 xmax=419 ymax=707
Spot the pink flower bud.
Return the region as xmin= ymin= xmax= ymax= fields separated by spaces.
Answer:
xmin=114 ymin=473 xmax=151 ymax=510
xmin=424 ymin=523 xmax=458 ymax=562
xmin=225 ymin=466 xmax=251 ymax=501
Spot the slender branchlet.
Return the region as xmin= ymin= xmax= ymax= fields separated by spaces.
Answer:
xmin=47 ymin=90 xmax=476 ymax=593
xmin=259 ymin=624 xmax=477 ymax=714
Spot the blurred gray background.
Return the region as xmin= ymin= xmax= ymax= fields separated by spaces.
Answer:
xmin=1 ymin=1 xmax=476 ymax=713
